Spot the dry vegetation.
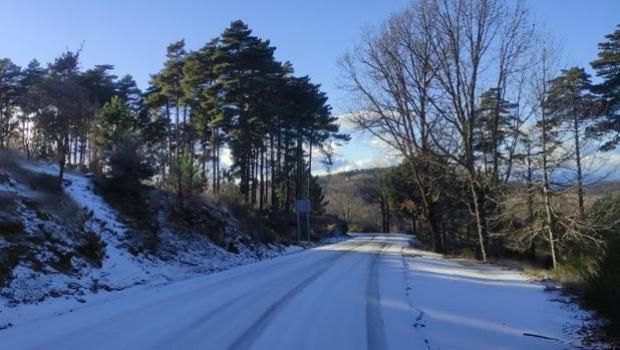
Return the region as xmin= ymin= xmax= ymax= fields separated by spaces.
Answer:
xmin=0 ymin=150 xmax=106 ymax=290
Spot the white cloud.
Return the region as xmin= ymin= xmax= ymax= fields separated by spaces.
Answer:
xmin=334 ymin=110 xmax=385 ymax=131
xmin=314 ymin=152 xmax=401 ymax=175
xmin=369 ymin=136 xmax=385 ymax=148
xmin=334 ymin=112 xmax=358 ymax=131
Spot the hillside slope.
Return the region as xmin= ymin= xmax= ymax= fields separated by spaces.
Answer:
xmin=0 ymin=152 xmax=320 ymax=329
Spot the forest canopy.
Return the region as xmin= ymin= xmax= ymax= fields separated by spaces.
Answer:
xmin=0 ymin=20 xmax=347 ymax=213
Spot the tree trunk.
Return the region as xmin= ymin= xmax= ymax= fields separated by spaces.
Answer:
xmin=307 ymin=130 xmax=313 ymax=200
xmin=541 ymin=104 xmax=558 ymax=269
xmin=0 ymin=106 xmax=4 ymax=149
xmin=201 ymin=142 xmax=207 ymax=181
xmin=543 ymin=180 xmax=557 ymax=269
xmin=379 ymin=200 xmax=386 ymax=233
xmin=57 ymin=136 xmax=68 ymax=187
xmin=574 ymin=116 xmax=584 ymax=217
xmin=215 ymin=136 xmax=220 ymax=193
xmin=259 ymin=148 xmax=265 ymax=210
xmin=296 ymin=133 xmax=303 ymax=200
xmin=270 ymin=133 xmax=277 ymax=209
xmin=79 ymin=135 xmax=86 ymax=167
xmin=406 ymin=157 xmax=444 ymax=253
xmin=526 ymin=147 xmax=534 ymax=220
xmin=470 ymin=178 xmax=488 ymax=262
xmin=284 ymin=137 xmax=291 ymax=211
xmin=385 ymin=199 xmax=390 ymax=233
xmin=250 ymin=149 xmax=257 ymax=207
xmin=175 ymin=101 xmax=180 ymax=158
xmin=72 ymin=133 xmax=78 ymax=166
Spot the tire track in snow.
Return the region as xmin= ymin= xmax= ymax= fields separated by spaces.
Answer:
xmin=152 ymin=240 xmax=371 ymax=316
xmin=227 ymin=238 xmax=380 ymax=350
xmin=39 ymin=240 xmax=372 ymax=350
xmin=193 ymin=238 xmax=369 ymax=292
xmin=366 ymin=242 xmax=389 ymax=350
xmin=155 ymin=294 xmax=245 ymax=348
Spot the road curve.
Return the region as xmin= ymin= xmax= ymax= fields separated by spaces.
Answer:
xmin=0 ymin=234 xmax=587 ymax=350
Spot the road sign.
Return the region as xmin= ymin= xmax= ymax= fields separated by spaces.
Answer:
xmin=295 ymin=199 xmax=311 ymax=213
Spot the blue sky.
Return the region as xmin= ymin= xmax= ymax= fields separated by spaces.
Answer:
xmin=1 ymin=0 xmax=619 ymax=173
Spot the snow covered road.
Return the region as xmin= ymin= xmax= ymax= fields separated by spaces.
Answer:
xmin=0 ymin=234 xmax=589 ymax=349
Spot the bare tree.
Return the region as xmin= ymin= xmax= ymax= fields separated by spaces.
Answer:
xmin=340 ymin=0 xmax=451 ymax=251
xmin=339 ymin=0 xmax=610 ymax=266
xmin=340 ymin=0 xmax=537 ymax=259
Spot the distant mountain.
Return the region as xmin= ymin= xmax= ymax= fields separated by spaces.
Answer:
xmin=317 ymin=167 xmax=387 ymax=186
xmin=584 ymin=180 xmax=620 ymax=196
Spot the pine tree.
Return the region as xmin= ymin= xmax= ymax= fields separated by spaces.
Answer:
xmin=182 ymin=39 xmax=219 ymax=189
xmin=115 ymin=74 xmax=143 ymax=112
xmin=79 ymin=64 xmax=117 ymax=167
xmin=0 ymin=58 xmax=22 ymax=149
xmin=547 ymin=67 xmax=601 ymax=216
xmin=140 ymin=21 xmax=348 ymax=209
xmin=308 ymin=175 xmax=328 ymax=215
xmin=149 ymin=40 xmax=189 ymax=198
xmin=159 ymin=40 xmax=187 ymax=158
xmin=34 ymin=51 xmax=92 ymax=185
xmin=475 ymin=88 xmax=518 ymax=177
xmin=591 ymin=25 xmax=620 ymax=150
xmin=17 ymin=59 xmax=45 ymax=158
xmin=211 ymin=20 xmax=282 ymax=202
xmin=96 ymin=96 xmax=136 ymax=156
xmin=107 ymin=133 xmax=154 ymax=193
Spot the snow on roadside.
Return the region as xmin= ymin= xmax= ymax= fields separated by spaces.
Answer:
xmin=1 ymin=160 xmax=340 ymax=330
xmin=397 ymin=244 xmax=603 ymax=350
xmin=20 ymin=161 xmax=153 ymax=288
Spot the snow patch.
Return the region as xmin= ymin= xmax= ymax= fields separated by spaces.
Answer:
xmin=1 ymin=159 xmax=336 ymax=329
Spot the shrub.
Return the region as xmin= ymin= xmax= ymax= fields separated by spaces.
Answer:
xmin=459 ymin=247 xmax=477 ymax=260
xmin=0 ymin=214 xmax=24 ymax=238
xmin=0 ymin=149 xmax=23 ymax=172
xmin=96 ymin=132 xmax=161 ymax=254
xmin=584 ymin=194 xmax=620 ymax=334
xmin=226 ymin=242 xmax=239 ymax=254
xmin=166 ymin=153 xmax=205 ymax=201
xmin=214 ymin=182 xmax=244 ymax=206
xmin=51 ymin=251 xmax=74 ymax=274
xmin=0 ymin=244 xmax=25 ymax=287
xmin=585 ymin=236 xmax=620 ymax=333
xmin=107 ymin=133 xmax=154 ymax=194
xmin=0 ymin=193 xmax=23 ymax=238
xmin=22 ymin=172 xmax=62 ymax=194
xmin=76 ymin=232 xmax=107 ymax=268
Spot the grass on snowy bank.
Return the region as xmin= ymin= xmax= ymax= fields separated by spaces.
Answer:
xmin=96 ymin=166 xmax=347 ymax=254
xmin=0 ymin=150 xmax=108 ymax=289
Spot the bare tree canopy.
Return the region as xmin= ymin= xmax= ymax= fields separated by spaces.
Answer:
xmin=340 ymin=0 xmax=609 ymax=266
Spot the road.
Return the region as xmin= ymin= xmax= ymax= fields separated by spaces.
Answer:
xmin=0 ymin=234 xmax=586 ymax=349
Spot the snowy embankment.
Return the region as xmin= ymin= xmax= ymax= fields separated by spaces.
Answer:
xmin=392 ymin=243 xmax=599 ymax=349
xmin=0 ymin=160 xmax=335 ymax=330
